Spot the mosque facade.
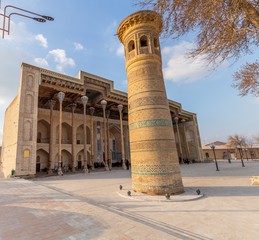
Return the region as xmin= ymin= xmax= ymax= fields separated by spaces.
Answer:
xmin=0 ymin=62 xmax=203 ymax=178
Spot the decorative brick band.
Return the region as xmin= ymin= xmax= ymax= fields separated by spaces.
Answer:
xmin=129 ymin=119 xmax=172 ymax=130
xmin=130 ymin=139 xmax=175 ymax=150
xmin=131 ymin=165 xmax=180 ymax=176
xmin=129 ymin=96 xmax=167 ymax=110
xmin=132 ymin=171 xmax=180 ymax=176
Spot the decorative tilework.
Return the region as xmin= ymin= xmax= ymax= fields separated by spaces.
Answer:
xmin=129 ymin=119 xmax=172 ymax=130
xmin=129 ymin=96 xmax=167 ymax=110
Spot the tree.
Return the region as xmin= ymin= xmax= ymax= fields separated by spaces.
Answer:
xmin=137 ymin=0 xmax=259 ymax=91
xmin=232 ymin=60 xmax=259 ymax=96
xmin=228 ymin=134 xmax=247 ymax=147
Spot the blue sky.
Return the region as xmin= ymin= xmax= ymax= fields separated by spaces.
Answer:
xmin=0 ymin=0 xmax=258 ymax=145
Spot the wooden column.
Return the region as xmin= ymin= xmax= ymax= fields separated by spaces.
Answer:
xmin=57 ymin=92 xmax=65 ymax=176
xmin=48 ymin=99 xmax=56 ymax=174
xmin=71 ymin=103 xmax=77 ymax=172
xmin=118 ymin=105 xmax=126 ymax=169
xmin=89 ymin=107 xmax=95 ymax=170
xmin=101 ymin=100 xmax=109 ymax=171
xmin=106 ymin=110 xmax=111 ymax=170
xmin=81 ymin=96 xmax=88 ymax=174
xmin=181 ymin=119 xmax=190 ymax=161
xmin=174 ymin=117 xmax=183 ymax=163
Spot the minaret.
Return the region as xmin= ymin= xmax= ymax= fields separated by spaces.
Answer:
xmin=117 ymin=10 xmax=184 ymax=195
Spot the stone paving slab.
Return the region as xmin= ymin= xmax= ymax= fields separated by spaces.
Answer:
xmin=0 ymin=160 xmax=259 ymax=239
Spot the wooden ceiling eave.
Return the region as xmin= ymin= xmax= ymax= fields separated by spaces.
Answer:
xmin=40 ymin=81 xmax=84 ymax=95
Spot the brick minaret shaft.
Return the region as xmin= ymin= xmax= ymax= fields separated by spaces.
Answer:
xmin=117 ymin=10 xmax=184 ymax=195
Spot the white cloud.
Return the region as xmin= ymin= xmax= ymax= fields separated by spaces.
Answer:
xmin=34 ymin=58 xmax=49 ymax=68
xmin=35 ymin=34 xmax=48 ymax=48
xmin=162 ymin=41 xmax=214 ymax=83
xmin=116 ymin=44 xmax=124 ymax=57
xmin=3 ymin=21 xmax=34 ymax=43
xmin=74 ymin=42 xmax=84 ymax=50
xmin=49 ymin=49 xmax=75 ymax=72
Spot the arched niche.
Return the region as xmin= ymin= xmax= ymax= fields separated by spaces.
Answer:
xmin=76 ymin=124 xmax=90 ymax=144
xmin=24 ymin=120 xmax=32 ymax=141
xmin=26 ymin=75 xmax=34 ymax=90
xmin=37 ymin=120 xmax=50 ymax=143
xmin=25 ymin=94 xmax=34 ymax=114
xmin=140 ymin=35 xmax=148 ymax=47
xmin=128 ymin=40 xmax=135 ymax=52
xmin=56 ymin=122 xmax=72 ymax=144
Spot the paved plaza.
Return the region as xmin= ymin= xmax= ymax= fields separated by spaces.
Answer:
xmin=0 ymin=160 xmax=259 ymax=240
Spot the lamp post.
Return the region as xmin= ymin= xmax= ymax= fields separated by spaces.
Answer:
xmin=89 ymin=107 xmax=95 ymax=170
xmin=237 ymin=144 xmax=245 ymax=167
xmin=174 ymin=117 xmax=183 ymax=164
xmin=210 ymin=144 xmax=219 ymax=171
xmin=57 ymin=92 xmax=65 ymax=176
xmin=101 ymin=100 xmax=109 ymax=171
xmin=118 ymin=105 xmax=127 ymax=170
xmin=1 ymin=5 xmax=54 ymax=38
xmin=81 ymin=96 xmax=88 ymax=174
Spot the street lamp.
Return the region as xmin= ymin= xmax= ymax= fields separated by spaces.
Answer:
xmin=1 ymin=4 xmax=54 ymax=38
xmin=210 ymin=143 xmax=219 ymax=171
xmin=57 ymin=92 xmax=65 ymax=176
xmin=237 ymin=144 xmax=245 ymax=167
xmin=118 ymin=105 xmax=127 ymax=170
xmin=101 ymin=99 xmax=109 ymax=171
xmin=81 ymin=96 xmax=89 ymax=174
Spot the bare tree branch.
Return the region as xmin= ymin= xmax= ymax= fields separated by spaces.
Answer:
xmin=232 ymin=60 xmax=259 ymax=96
xmin=136 ymin=0 xmax=259 ymax=64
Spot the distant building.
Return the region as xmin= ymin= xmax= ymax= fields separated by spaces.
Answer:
xmin=1 ymin=63 xmax=203 ymax=178
xmin=202 ymin=141 xmax=259 ymax=160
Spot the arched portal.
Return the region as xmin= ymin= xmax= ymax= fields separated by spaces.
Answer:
xmin=61 ymin=150 xmax=72 ymax=172
xmin=36 ymin=149 xmax=49 ymax=172
xmin=76 ymin=150 xmax=91 ymax=169
xmin=109 ymin=125 xmax=121 ymax=166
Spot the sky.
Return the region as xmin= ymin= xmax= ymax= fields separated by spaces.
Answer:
xmin=0 ymin=0 xmax=258 ymax=145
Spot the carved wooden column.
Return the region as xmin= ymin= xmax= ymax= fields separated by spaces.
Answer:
xmin=106 ymin=110 xmax=111 ymax=170
xmin=89 ymin=107 xmax=95 ymax=170
xmin=81 ymin=96 xmax=88 ymax=174
xmin=192 ymin=115 xmax=203 ymax=162
xmin=48 ymin=99 xmax=56 ymax=174
xmin=71 ymin=103 xmax=77 ymax=172
xmin=118 ymin=105 xmax=126 ymax=169
xmin=174 ymin=117 xmax=183 ymax=163
xmin=181 ymin=119 xmax=190 ymax=161
xmin=101 ymin=100 xmax=109 ymax=171
xmin=57 ymin=92 xmax=65 ymax=176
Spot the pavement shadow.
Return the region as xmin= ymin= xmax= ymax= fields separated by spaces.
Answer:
xmin=191 ymin=185 xmax=259 ymax=197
